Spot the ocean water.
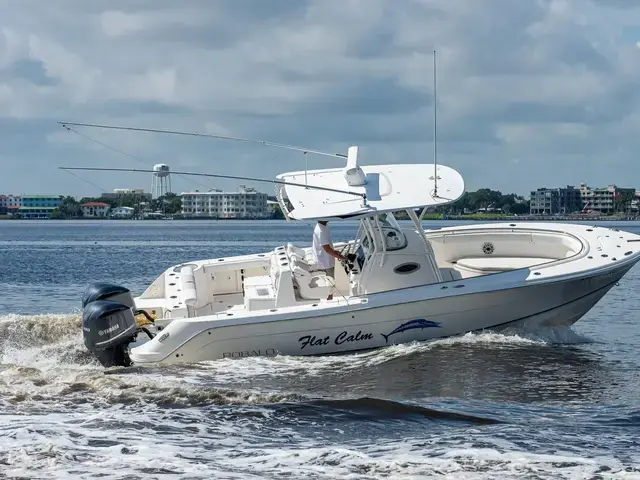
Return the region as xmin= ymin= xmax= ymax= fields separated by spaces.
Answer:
xmin=1 ymin=219 xmax=639 ymax=479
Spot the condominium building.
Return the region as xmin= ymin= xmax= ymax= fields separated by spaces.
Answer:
xmin=529 ymin=186 xmax=582 ymax=215
xmin=19 ymin=195 xmax=64 ymax=218
xmin=102 ymin=188 xmax=152 ymax=201
xmin=181 ymin=185 xmax=269 ymax=219
xmin=579 ymin=184 xmax=635 ymax=214
xmin=530 ymin=184 xmax=636 ymax=215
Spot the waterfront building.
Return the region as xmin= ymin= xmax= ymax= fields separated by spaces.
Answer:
xmin=180 ymin=185 xmax=269 ymax=219
xmin=81 ymin=202 xmax=111 ymax=218
xmin=631 ymin=193 xmax=640 ymax=213
xmin=0 ymin=195 xmax=21 ymax=215
xmin=529 ymin=186 xmax=581 ymax=215
xmin=102 ymin=188 xmax=152 ymax=201
xmin=111 ymin=206 xmax=135 ymax=218
xmin=19 ymin=195 xmax=64 ymax=218
xmin=579 ymin=184 xmax=636 ymax=214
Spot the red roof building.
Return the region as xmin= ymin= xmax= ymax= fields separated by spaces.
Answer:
xmin=81 ymin=202 xmax=111 ymax=218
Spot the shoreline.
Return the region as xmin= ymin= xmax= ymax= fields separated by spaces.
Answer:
xmin=1 ymin=215 xmax=639 ymax=222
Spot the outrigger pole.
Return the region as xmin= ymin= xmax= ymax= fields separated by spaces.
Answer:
xmin=57 ymin=122 xmax=347 ymax=159
xmin=57 ymin=166 xmax=368 ymax=202
xmin=57 ymin=120 xmax=369 ymax=203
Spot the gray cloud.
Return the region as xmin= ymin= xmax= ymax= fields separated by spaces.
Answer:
xmin=1 ymin=0 xmax=640 ymax=198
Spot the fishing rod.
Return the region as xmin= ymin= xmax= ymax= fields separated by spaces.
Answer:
xmin=57 ymin=166 xmax=369 ymax=203
xmin=58 ymin=121 xmax=348 ymax=159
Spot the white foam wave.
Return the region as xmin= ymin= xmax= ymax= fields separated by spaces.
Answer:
xmin=494 ymin=324 xmax=593 ymax=345
xmin=189 ymin=329 xmax=563 ymax=382
xmin=0 ymin=313 xmax=595 ymax=411
xmin=214 ymin=440 xmax=635 ymax=480
xmin=0 ymin=313 xmax=82 ymax=345
xmin=1 ymin=417 xmax=634 ymax=480
xmin=0 ymin=311 xmax=587 ymax=374
xmin=0 ymin=313 xmax=301 ymax=408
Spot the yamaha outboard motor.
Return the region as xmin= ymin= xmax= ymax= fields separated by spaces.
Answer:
xmin=82 ymin=283 xmax=142 ymax=367
xmin=83 ymin=300 xmax=139 ymax=367
xmin=82 ymin=282 xmax=135 ymax=309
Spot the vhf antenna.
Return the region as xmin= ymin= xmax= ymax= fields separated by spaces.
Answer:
xmin=433 ymin=49 xmax=438 ymax=198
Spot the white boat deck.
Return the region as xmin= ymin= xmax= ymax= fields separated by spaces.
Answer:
xmin=136 ymin=222 xmax=640 ymax=330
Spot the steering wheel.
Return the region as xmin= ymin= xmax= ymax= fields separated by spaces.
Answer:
xmin=340 ymin=252 xmax=357 ymax=275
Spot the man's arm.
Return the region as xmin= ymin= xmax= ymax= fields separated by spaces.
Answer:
xmin=323 ymin=244 xmax=346 ymax=262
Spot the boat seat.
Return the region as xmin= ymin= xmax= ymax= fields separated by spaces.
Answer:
xmin=455 ymin=257 xmax=555 ymax=273
xmin=290 ymin=258 xmax=331 ymax=300
xmin=286 ymin=243 xmax=320 ymax=271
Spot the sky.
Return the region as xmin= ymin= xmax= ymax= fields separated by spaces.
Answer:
xmin=1 ymin=0 xmax=640 ymax=199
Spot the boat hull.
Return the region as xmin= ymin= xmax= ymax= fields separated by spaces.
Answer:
xmin=129 ymin=261 xmax=633 ymax=364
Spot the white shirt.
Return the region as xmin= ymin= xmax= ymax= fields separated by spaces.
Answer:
xmin=312 ymin=222 xmax=334 ymax=269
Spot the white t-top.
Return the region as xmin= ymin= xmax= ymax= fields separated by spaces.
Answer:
xmin=312 ymin=222 xmax=334 ymax=269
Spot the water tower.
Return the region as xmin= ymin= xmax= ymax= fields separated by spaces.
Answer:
xmin=151 ymin=164 xmax=171 ymax=199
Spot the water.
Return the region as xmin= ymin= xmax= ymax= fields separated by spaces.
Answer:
xmin=1 ymin=219 xmax=639 ymax=479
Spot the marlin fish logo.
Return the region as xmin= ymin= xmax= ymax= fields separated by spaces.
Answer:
xmin=381 ymin=319 xmax=441 ymax=344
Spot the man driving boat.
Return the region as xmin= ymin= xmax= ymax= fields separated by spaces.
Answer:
xmin=312 ymin=220 xmax=346 ymax=300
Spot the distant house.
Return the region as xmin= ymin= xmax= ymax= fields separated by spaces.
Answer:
xmin=0 ymin=193 xmax=21 ymax=216
xmin=111 ymin=206 xmax=135 ymax=218
xmin=0 ymin=194 xmax=22 ymax=214
xmin=82 ymin=202 xmax=111 ymax=218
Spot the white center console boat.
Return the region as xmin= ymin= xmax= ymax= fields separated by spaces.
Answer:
xmin=80 ymin=146 xmax=640 ymax=368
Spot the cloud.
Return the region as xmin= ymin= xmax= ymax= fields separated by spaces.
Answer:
xmin=0 ymin=0 xmax=639 ymax=198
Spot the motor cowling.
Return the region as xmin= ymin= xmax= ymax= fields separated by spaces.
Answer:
xmin=82 ymin=282 xmax=135 ymax=309
xmin=83 ymin=299 xmax=139 ymax=367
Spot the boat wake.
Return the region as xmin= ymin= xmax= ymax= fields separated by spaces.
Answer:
xmin=1 ymin=313 xmax=635 ymax=480
xmin=0 ymin=312 xmax=592 ymax=371
xmin=0 ymin=312 xmax=593 ymax=407
xmin=0 ymin=313 xmax=508 ymax=426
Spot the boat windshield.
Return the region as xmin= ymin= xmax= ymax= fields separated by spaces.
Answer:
xmin=377 ymin=212 xmax=407 ymax=251
xmin=355 ymin=227 xmax=372 ymax=271
xmin=353 ymin=212 xmax=407 ymax=271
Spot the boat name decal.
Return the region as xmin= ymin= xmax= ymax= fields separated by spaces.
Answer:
xmin=381 ymin=319 xmax=441 ymax=344
xmin=299 ymin=330 xmax=374 ymax=350
xmin=222 ymin=348 xmax=278 ymax=358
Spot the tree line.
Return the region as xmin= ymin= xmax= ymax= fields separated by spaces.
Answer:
xmin=50 ymin=189 xmax=530 ymax=219
xmin=50 ymin=193 xmax=183 ymax=218
xmin=437 ymin=189 xmax=530 ymax=215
